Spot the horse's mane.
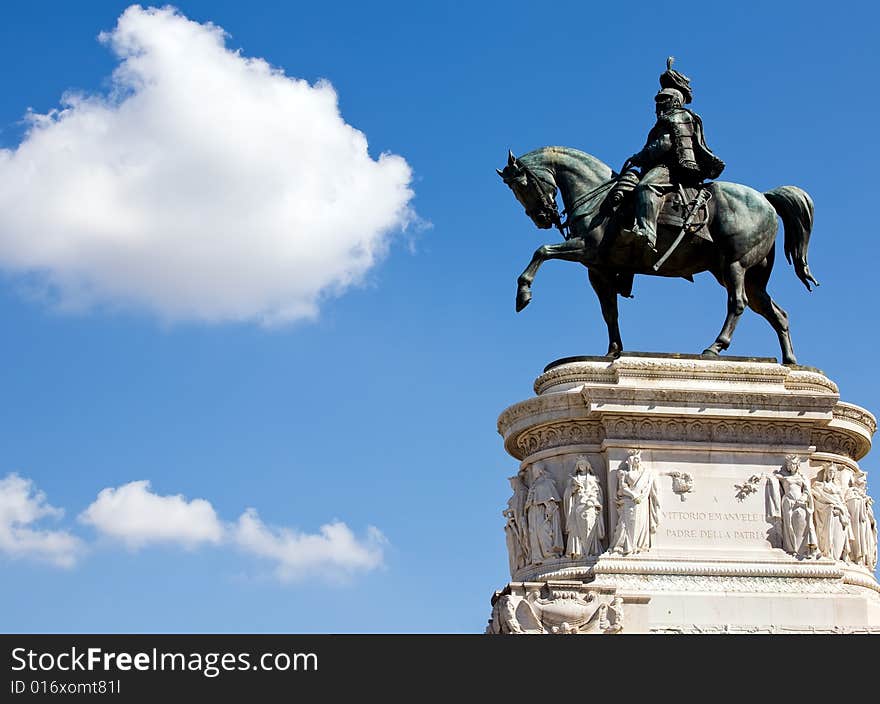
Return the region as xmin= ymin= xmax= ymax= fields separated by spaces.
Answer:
xmin=519 ymin=146 xmax=615 ymax=221
xmin=520 ymin=146 xmax=614 ymax=180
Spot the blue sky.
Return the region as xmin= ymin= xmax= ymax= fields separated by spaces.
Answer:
xmin=0 ymin=1 xmax=877 ymax=632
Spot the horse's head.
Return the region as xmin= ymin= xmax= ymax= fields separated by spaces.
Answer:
xmin=497 ymin=150 xmax=560 ymax=231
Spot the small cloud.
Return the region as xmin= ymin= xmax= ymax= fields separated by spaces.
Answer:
xmin=233 ymin=508 xmax=386 ymax=583
xmin=0 ymin=473 xmax=82 ymax=567
xmin=79 ymin=479 xmax=224 ymax=549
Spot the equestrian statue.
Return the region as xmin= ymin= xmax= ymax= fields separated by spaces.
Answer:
xmin=498 ymin=58 xmax=817 ymax=365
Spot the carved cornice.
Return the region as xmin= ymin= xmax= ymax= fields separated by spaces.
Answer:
xmin=497 ymin=392 xmax=585 ymax=436
xmin=598 ymin=573 xmax=852 ymax=594
xmin=651 ymin=624 xmax=880 ymax=633
xmin=784 ymin=370 xmax=839 ymax=394
xmin=507 ymin=417 xmax=817 ymax=461
xmin=516 ymin=555 xmax=868 ymax=583
xmin=601 ymin=417 xmax=812 ymax=446
xmin=514 ymin=420 xmax=604 ymax=458
xmin=584 ymin=387 xmax=837 ymax=412
xmin=534 ymin=365 xmax=616 ymax=394
xmin=534 ymin=358 xmax=806 ymax=395
xmin=833 ymin=402 xmax=877 ymax=435
xmin=520 ymin=566 xmax=595 ymax=582
xmin=811 ymin=429 xmax=868 ymax=461
xmin=592 ymin=557 xmax=845 ymax=579
xmin=513 ymin=560 xmax=597 ymax=583
xmin=614 ymin=361 xmax=787 ymax=384
xmin=842 ymin=568 xmax=880 ymax=595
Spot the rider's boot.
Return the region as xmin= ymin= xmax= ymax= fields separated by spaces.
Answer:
xmin=629 ymin=186 xmax=660 ymax=254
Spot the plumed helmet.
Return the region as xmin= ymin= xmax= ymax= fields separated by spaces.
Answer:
xmin=658 ymin=56 xmax=693 ymax=104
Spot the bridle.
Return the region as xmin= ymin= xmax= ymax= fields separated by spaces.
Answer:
xmin=505 ymin=159 xmax=618 ymax=241
xmin=507 ymin=163 xmax=569 ymax=240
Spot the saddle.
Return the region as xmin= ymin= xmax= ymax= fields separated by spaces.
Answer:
xmin=657 ymin=185 xmax=712 ymax=241
xmin=608 ymin=171 xmax=712 ymax=242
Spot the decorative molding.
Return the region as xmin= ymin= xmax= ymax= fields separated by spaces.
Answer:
xmin=597 ymin=573 xmax=852 ymax=594
xmin=509 ymin=417 xmax=844 ymax=461
xmin=784 ymin=370 xmax=839 ymax=394
xmin=533 ymin=358 xmax=808 ymax=395
xmin=833 ymin=402 xmax=877 ymax=435
xmin=534 ymin=366 xmax=616 ymax=394
xmin=601 ymin=417 xmax=811 ymax=446
xmin=811 ymin=429 xmax=866 ymax=461
xmin=585 ymin=387 xmax=836 ymax=412
xmin=497 ymin=392 xmax=586 ymax=435
xmin=514 ymin=421 xmax=604 ymax=457
xmin=651 ymin=624 xmax=880 ymax=634
xmin=842 ymin=568 xmax=880 ymax=595
xmin=518 ymin=565 xmax=596 ymax=582
xmin=508 ymin=419 xmax=870 ymax=463
xmin=592 ymin=557 xmax=845 ymax=579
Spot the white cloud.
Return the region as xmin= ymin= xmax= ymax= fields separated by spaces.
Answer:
xmin=78 ymin=479 xmax=387 ymax=581
xmin=79 ymin=480 xmax=224 ymax=549
xmin=0 ymin=5 xmax=415 ymax=324
xmin=0 ymin=474 xmax=82 ymax=567
xmin=233 ymin=509 xmax=386 ymax=583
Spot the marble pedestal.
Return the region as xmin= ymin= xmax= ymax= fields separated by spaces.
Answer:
xmin=487 ymin=354 xmax=880 ymax=634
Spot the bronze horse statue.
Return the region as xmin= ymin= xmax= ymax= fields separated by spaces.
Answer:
xmin=498 ymin=146 xmax=818 ymax=364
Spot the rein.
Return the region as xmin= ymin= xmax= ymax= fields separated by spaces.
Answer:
xmin=522 ymin=165 xmax=570 ymax=240
xmin=521 ymin=162 xmax=615 ymax=239
xmin=562 ymin=180 xmax=616 ymax=222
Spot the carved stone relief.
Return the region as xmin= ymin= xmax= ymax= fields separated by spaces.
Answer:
xmin=765 ymin=455 xmax=820 ymax=558
xmin=811 ymin=463 xmax=853 ymax=561
xmin=562 ymin=456 xmax=605 ymax=558
xmin=523 ymin=463 xmax=564 ymax=564
xmin=841 ymin=469 xmax=877 ymax=569
xmin=485 ymin=585 xmax=625 ymax=635
xmin=503 ymin=474 xmax=529 ymax=576
xmin=734 ymin=475 xmax=762 ymax=502
xmin=669 ymin=471 xmax=694 ymax=501
xmin=610 ymin=450 xmax=661 ymax=556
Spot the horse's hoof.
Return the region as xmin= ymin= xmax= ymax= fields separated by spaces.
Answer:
xmin=606 ymin=344 xmax=622 ymax=359
xmin=782 ymin=356 xmax=798 ymax=366
xmin=700 ymin=348 xmax=720 ymax=359
xmin=516 ymin=289 xmax=532 ymax=312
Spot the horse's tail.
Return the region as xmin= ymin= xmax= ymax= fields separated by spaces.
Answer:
xmin=764 ymin=186 xmax=819 ymax=291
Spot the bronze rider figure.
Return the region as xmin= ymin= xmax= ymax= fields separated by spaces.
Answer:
xmin=622 ymin=58 xmax=725 ymax=253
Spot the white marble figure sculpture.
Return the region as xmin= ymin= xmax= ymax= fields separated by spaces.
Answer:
xmin=562 ymin=457 xmax=605 ymax=558
xmin=845 ymin=473 xmax=872 ymax=566
xmin=867 ymin=494 xmax=878 ymax=571
xmin=503 ymin=473 xmax=529 ymax=574
xmin=486 ymin=594 xmax=525 ymax=634
xmin=811 ymin=463 xmax=854 ymax=561
xmin=524 ymin=463 xmax=564 ymax=563
xmin=610 ymin=450 xmax=661 ymax=555
xmin=766 ymin=455 xmax=819 ymax=558
xmin=607 ymin=596 xmax=625 ymax=633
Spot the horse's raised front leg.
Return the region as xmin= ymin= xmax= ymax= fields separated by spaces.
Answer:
xmin=588 ymin=269 xmax=623 ymax=357
xmin=703 ymin=261 xmax=748 ymax=358
xmin=517 ymin=239 xmax=588 ymax=312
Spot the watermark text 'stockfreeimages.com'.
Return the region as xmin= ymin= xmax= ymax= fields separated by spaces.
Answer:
xmin=11 ymin=646 xmax=317 ymax=679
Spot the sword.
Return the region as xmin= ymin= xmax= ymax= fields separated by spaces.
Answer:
xmin=652 ymin=188 xmax=710 ymax=271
